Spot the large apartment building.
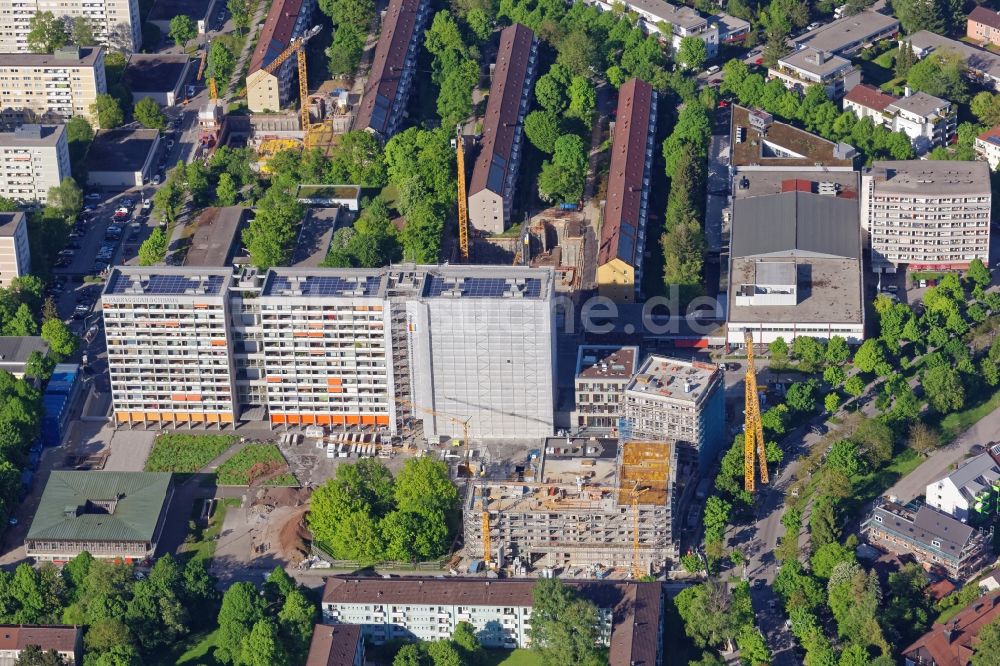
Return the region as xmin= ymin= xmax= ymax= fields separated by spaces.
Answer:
xmin=0 ymin=0 xmax=141 ymax=52
xmin=925 ymin=450 xmax=1000 ymax=524
xmin=352 ymin=0 xmax=430 ymax=139
xmin=467 ymin=24 xmax=537 ymax=235
xmin=619 ymin=355 xmax=724 ymax=472
xmin=861 ymin=160 xmax=991 ymax=272
xmin=0 ymin=47 xmax=106 ymax=129
xmin=0 ymin=124 xmax=70 ymax=205
xmin=571 ymin=345 xmax=638 ymax=431
xmin=101 ymin=265 xmax=556 ymax=440
xmin=245 ymin=0 xmax=316 ymax=113
xmin=596 ymin=78 xmax=656 ymax=303
xmin=0 ymin=212 xmax=30 ymax=287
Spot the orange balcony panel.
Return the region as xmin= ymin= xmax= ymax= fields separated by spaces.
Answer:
xmin=211 ymin=339 xmax=226 ymax=346
xmin=327 ymin=377 xmax=343 ymax=385
xmin=189 ymin=412 xmax=205 ymax=422
xmin=128 ymin=411 xmax=144 ymax=421
xmin=361 ymin=415 xmax=376 ymax=425
xmin=266 ymin=377 xmax=282 ymax=383
xmin=271 ymin=414 xmax=287 ymax=425
xmin=286 ymin=414 xmax=301 ymax=425
xmin=220 ymin=413 xmax=234 ymax=423
xmin=171 ymin=393 xmax=187 ymax=401
xmin=315 ymin=414 xmax=332 ymax=425
xmin=345 ymin=415 xmax=361 ymax=425
xmin=328 ymin=387 xmax=343 ymax=393
xmin=376 ymin=415 xmax=390 ymax=425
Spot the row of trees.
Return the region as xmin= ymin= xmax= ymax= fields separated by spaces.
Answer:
xmin=322 ymin=0 xmax=374 ymax=76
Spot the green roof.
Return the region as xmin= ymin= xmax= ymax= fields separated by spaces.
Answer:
xmin=27 ymin=471 xmax=173 ymax=543
xmin=295 ymin=184 xmax=361 ymax=200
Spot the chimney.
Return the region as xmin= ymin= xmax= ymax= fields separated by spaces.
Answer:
xmin=904 ymin=85 xmax=912 ymax=97
xmin=813 ymin=50 xmax=826 ymax=65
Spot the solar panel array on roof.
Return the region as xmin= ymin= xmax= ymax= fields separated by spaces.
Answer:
xmin=371 ymin=95 xmax=390 ymax=134
xmin=105 ymin=272 xmax=227 ymax=296
xmin=424 ymin=276 xmax=542 ymax=298
xmin=267 ymin=275 xmax=383 ymax=297
xmin=988 ymin=135 xmax=1000 ymax=147
xmin=486 ymin=154 xmax=507 ymax=193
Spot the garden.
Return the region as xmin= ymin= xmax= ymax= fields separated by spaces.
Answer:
xmin=216 ymin=444 xmax=297 ymax=486
xmin=144 ymin=433 xmax=236 ymax=473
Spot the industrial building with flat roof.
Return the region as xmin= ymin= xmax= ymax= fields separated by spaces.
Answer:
xmin=861 ymin=160 xmax=991 ymax=272
xmin=101 ymin=265 xmax=556 ymax=441
xmin=25 ymin=471 xmax=175 ymax=562
xmin=122 ymin=54 xmax=192 ymax=107
xmin=791 ymin=10 xmax=898 ymax=55
xmin=730 ymin=105 xmax=856 ymax=169
xmin=246 ymin=0 xmax=317 ymax=113
xmin=353 ymin=0 xmax=430 ymax=139
xmin=597 ymin=78 xmax=657 ymax=303
xmin=183 ymin=207 xmax=248 ymax=267
xmin=321 ymin=576 xmax=664 ymax=664
xmin=572 ymin=345 xmax=639 ymax=431
xmin=727 ymin=172 xmax=864 ymax=346
xmin=0 ymin=212 xmax=30 ymax=288
xmin=620 ymin=355 xmax=725 ymax=473
xmin=0 ymin=124 xmax=70 ymax=206
xmin=0 ymin=47 xmax=106 ymax=129
xmin=85 ymin=128 xmax=161 ymax=188
xmin=468 ymin=24 xmax=537 ymax=235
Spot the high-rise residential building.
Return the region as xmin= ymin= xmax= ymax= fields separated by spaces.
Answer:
xmin=571 ymin=345 xmax=638 ymax=431
xmin=619 ymin=355 xmax=724 ymax=472
xmin=245 ymin=0 xmax=316 ymax=114
xmin=861 ymin=160 xmax=991 ymax=272
xmin=352 ymin=0 xmax=430 ymax=139
xmin=0 ymin=47 xmax=107 ymax=129
xmin=101 ymin=265 xmax=556 ymax=440
xmin=0 ymin=124 xmax=70 ymax=205
xmin=0 ymin=212 xmax=30 ymax=287
xmin=467 ymin=24 xmax=537 ymax=235
xmin=0 ymin=2 xmax=140 ymax=54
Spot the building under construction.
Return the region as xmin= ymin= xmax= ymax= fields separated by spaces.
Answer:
xmin=464 ymin=437 xmax=677 ymax=576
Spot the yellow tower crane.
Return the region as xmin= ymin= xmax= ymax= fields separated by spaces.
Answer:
xmin=631 ymin=483 xmax=648 ymax=579
xmin=454 ymin=125 xmax=470 ymax=262
xmin=743 ymin=331 xmax=769 ymax=493
xmin=262 ymin=25 xmax=322 ymax=135
xmin=209 ymin=77 xmax=218 ymax=102
xmin=482 ymin=510 xmax=491 ymax=567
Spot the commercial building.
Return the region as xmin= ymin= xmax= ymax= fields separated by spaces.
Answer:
xmin=0 ymin=212 xmax=30 ymax=287
xmin=727 ymin=172 xmax=865 ymax=346
xmin=861 ymin=160 xmax=991 ymax=272
xmin=466 ymin=438 xmax=678 ymax=573
xmin=791 ymin=10 xmax=898 ymax=56
xmin=246 ymin=0 xmax=317 ymax=114
xmin=183 ymin=207 xmax=248 ymax=267
xmin=863 ymin=498 xmax=991 ymax=580
xmin=102 ymin=265 xmax=556 ymax=440
xmin=0 ymin=625 xmax=82 ymax=665
xmin=968 ymin=6 xmax=1000 ymax=48
xmin=467 ymin=24 xmax=537 ymax=235
xmin=572 ymin=345 xmax=639 ymax=431
xmin=768 ymin=48 xmax=861 ymax=99
xmin=730 ymin=105 xmax=857 ymax=169
xmin=926 ymin=452 xmax=1000 ymax=524
xmin=975 ymin=124 xmax=1000 ymax=169
xmin=0 ymin=0 xmax=140 ymax=53
xmin=588 ymin=0 xmax=719 ymax=59
xmin=902 ymin=590 xmax=1000 ymax=666
xmin=0 ymin=125 xmax=70 ymax=205
xmin=0 ymin=47 xmax=106 ymax=129
xmin=321 ymin=576 xmax=664 ymax=664
xmin=842 ymin=85 xmax=956 ymax=154
xmin=305 ymin=624 xmax=364 ymax=666
xmin=122 ymin=54 xmax=192 ymax=107
xmin=0 ymin=337 xmax=47 ymax=378
xmin=597 ymin=78 xmax=657 ymax=303
xmin=619 ymin=355 xmax=724 ymax=472
xmin=25 ymin=471 xmax=174 ymax=562
xmin=85 ymin=128 xmax=161 ymax=188
xmin=352 ymin=0 xmax=430 ymax=139
xmin=906 ymin=31 xmax=1000 ymax=91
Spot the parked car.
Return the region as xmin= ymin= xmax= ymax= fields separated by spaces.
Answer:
xmin=73 ymin=303 xmax=90 ymax=319
xmin=84 ymin=192 xmax=101 ymax=201
xmin=121 ymin=198 xmax=134 ymax=207
xmin=152 ymin=174 xmax=162 ymax=185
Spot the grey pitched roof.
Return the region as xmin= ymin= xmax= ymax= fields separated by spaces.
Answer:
xmin=730 ymin=191 xmax=860 ymax=259
xmin=934 ymin=453 xmax=1000 ymax=502
xmin=913 ymin=506 xmax=975 ymax=554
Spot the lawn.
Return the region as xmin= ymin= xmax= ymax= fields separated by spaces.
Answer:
xmin=857 ymin=58 xmax=895 ymax=87
xmin=481 ymin=649 xmax=544 ymax=665
xmin=939 ymin=385 xmax=1000 ymax=442
xmin=179 ymin=497 xmax=238 ymax=561
xmin=173 ymin=629 xmax=223 ymax=666
xmin=216 ymin=444 xmax=297 ymax=486
xmin=145 ymin=434 xmax=236 ymax=473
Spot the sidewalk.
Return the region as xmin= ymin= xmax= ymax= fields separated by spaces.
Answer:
xmin=224 ymin=0 xmax=268 ymax=101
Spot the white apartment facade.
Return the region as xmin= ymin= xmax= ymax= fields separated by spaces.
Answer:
xmin=769 ymin=47 xmax=861 ymax=99
xmin=0 ymin=212 xmax=30 ymax=287
xmin=861 ymin=161 xmax=992 ymax=272
xmin=0 ymin=124 xmax=70 ymax=205
xmin=0 ymin=0 xmax=141 ymax=52
xmin=976 ymin=124 xmax=1000 ymax=168
xmin=587 ymin=0 xmax=719 ymax=59
xmin=926 ymin=452 xmax=1000 ymax=523
xmin=572 ymin=345 xmax=638 ymax=431
xmin=0 ymin=47 xmax=107 ymax=129
xmin=842 ymin=85 xmax=956 ymax=154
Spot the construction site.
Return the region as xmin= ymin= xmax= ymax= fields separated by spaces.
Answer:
xmin=464 ymin=437 xmax=678 ymax=578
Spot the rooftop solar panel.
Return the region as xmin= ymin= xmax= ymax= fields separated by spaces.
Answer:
xmin=988 ymin=135 xmax=1000 ymax=147
xmin=266 ymin=274 xmax=383 ymax=297
xmin=617 ymin=233 xmax=635 ymax=263
xmin=105 ymin=272 xmax=227 ymax=296
xmin=486 ymin=154 xmax=507 ymax=194
xmin=424 ymin=276 xmax=542 ymax=298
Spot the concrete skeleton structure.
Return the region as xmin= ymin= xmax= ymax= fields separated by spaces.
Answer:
xmin=0 ymin=47 xmax=106 ymax=129
xmin=925 ymin=449 xmax=1000 ymax=524
xmin=861 ymin=160 xmax=991 ymax=272
xmin=245 ymin=0 xmax=317 ymax=114
xmin=0 ymin=0 xmax=140 ymax=52
xmin=101 ymin=265 xmax=556 ymax=441
xmin=842 ymin=84 xmax=956 ymax=154
xmin=0 ymin=124 xmax=70 ymax=205
xmin=768 ymin=47 xmax=861 ymax=99
xmin=0 ymin=625 xmax=82 ymax=666
xmin=0 ymin=212 xmax=30 ymax=288
xmin=467 ymin=24 xmax=537 ymax=235
xmin=571 ymin=345 xmax=639 ymax=431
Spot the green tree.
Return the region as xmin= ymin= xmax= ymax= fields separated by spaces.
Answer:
xmin=451 ymin=621 xmax=481 ymax=663
xmin=924 ymin=365 xmax=965 ymax=413
xmin=809 ymin=497 xmax=840 ymax=550
xmin=826 ymin=440 xmax=863 ymax=477
xmin=14 ymin=645 xmax=66 ymax=666
xmin=853 ymin=339 xmax=886 ymax=374
xmin=46 ymin=177 xmax=82 ymax=222
xmin=893 ymin=0 xmax=948 ymax=34
xmin=736 ymin=626 xmax=771 ymax=666
xmin=328 ymin=131 xmax=387 ymax=187
xmin=90 ymin=94 xmax=123 ymax=129
xmin=678 ymin=36 xmax=708 ymax=69
xmin=528 ymin=578 xmax=604 ymax=665
xmin=556 ymin=31 xmax=596 ymax=77
xmin=216 ymin=173 xmax=238 ymax=206
xmin=437 ymin=59 xmax=478 ymax=127
xmin=277 ymin=588 xmax=315 ymax=661
xmin=238 ymin=618 xmax=285 ymax=666
xmin=823 ymin=365 xmax=846 ymax=387
xmin=524 ymin=110 xmax=562 ymax=153
xmin=326 ymin=26 xmax=365 ymax=77
xmin=538 ymin=134 xmax=587 ymax=203
xmin=27 ymin=12 xmax=68 ymax=53
xmin=769 ymin=337 xmax=789 ymax=365
xmin=208 ymin=40 xmax=237 ymax=85
xmin=41 ymin=319 xmax=76 ymax=361
xmin=216 ymin=582 xmax=266 ymax=658
xmin=69 ymin=17 xmax=97 ymax=46
xmin=393 ymin=644 xmax=425 ymax=666
xmin=534 ymin=64 xmax=571 ymax=112
xmin=972 ymin=617 xmax=1000 ymax=666
xmin=395 ymin=456 xmax=458 ymax=518
xmin=426 ymin=640 xmax=463 ymax=666
xmin=844 ymin=375 xmax=865 ymax=399
xmin=907 ymin=51 xmax=968 ymax=102
xmin=567 ymin=76 xmax=596 ymax=122
xmin=675 ymin=580 xmax=752 ymax=651
xmin=168 ymin=15 xmax=197 ymax=49
xmin=133 ymin=97 xmax=166 ymax=131
xmin=827 ymin=561 xmax=889 ymax=654
xmin=242 ymin=188 xmax=303 ymax=269
xmin=791 ymin=336 xmax=826 ymax=370
xmin=854 ymin=418 xmax=894 ymax=465
xmin=810 ymin=541 xmax=855 ymax=579
xmin=967 ymin=257 xmax=991 ymax=289
xmin=152 ymin=179 xmax=183 ymax=223
xmin=785 ymin=381 xmax=817 ymax=414
xmin=228 ymin=0 xmax=254 ymax=33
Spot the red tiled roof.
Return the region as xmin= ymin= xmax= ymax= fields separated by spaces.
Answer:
xmin=978 ymin=124 xmax=1000 ymax=143
xmin=469 ymin=24 xmax=535 ymax=197
xmin=843 ymin=83 xmax=897 ymax=112
xmin=305 ymin=624 xmax=361 ymax=666
xmin=248 ymin=0 xmax=307 ymax=74
xmin=0 ymin=625 xmax=80 ymax=653
xmin=970 ymin=6 xmax=1000 ymax=32
xmin=598 ymin=78 xmax=655 ymax=268
xmin=902 ymin=590 xmax=1000 ymax=666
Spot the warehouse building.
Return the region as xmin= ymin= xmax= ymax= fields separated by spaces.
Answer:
xmin=0 ymin=124 xmax=71 ymax=205
xmin=0 ymin=47 xmax=106 ymax=129
xmin=468 ymin=24 xmax=537 ymax=235
xmin=122 ymin=54 xmax=192 ymax=107
xmin=246 ymin=0 xmax=317 ymax=113
xmin=85 ymin=128 xmax=161 ymax=188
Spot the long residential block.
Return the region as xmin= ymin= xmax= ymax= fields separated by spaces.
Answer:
xmin=0 ymin=47 xmax=106 ymax=129
xmin=352 ymin=0 xmax=430 ymax=139
xmin=246 ymin=0 xmax=317 ymax=113
xmin=0 ymin=124 xmax=70 ymax=205
xmin=467 ymin=23 xmax=537 ymax=235
xmin=0 ymin=0 xmax=141 ymax=52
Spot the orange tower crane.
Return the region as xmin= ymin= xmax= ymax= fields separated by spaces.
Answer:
xmin=743 ymin=331 xmax=769 ymax=492
xmin=261 ymin=25 xmax=322 ymax=134
xmin=454 ymin=125 xmax=470 ymax=262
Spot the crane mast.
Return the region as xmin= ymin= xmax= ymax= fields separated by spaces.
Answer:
xmin=455 ymin=125 xmax=470 ymax=262
xmin=743 ymin=331 xmax=769 ymax=492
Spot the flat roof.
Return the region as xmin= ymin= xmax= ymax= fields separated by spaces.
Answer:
xmin=575 ymin=345 xmax=639 ymax=381
xmin=123 ymin=54 xmax=191 ymax=94
xmin=865 ymin=160 xmax=991 ymax=197
xmin=103 ymin=267 xmax=232 ymax=297
xmin=0 ymin=47 xmax=102 ymax=69
xmin=907 ymin=30 xmax=1000 ymax=82
xmin=0 ymin=212 xmax=26 ymax=236
xmin=249 ymin=0 xmax=307 ymax=73
xmin=295 ymin=184 xmax=360 ymax=201
xmin=731 ymin=105 xmax=855 ymax=168
xmin=792 ymin=10 xmax=899 ymax=54
xmin=621 ymin=0 xmax=708 ymax=30
xmin=778 ymin=47 xmax=852 ymax=77
xmin=184 ymin=207 xmax=246 ymax=267
xmin=888 ymin=91 xmax=949 ymax=117
xmin=0 ymin=336 xmax=48 ymax=368
xmin=291 ymin=208 xmax=339 ymax=268
xmin=305 ymin=624 xmax=361 ymax=666
xmin=27 ymin=471 xmax=172 ymax=544
xmin=0 ymin=124 xmax=65 ymax=148
xmin=85 ymin=129 xmax=158 ymax=174
xmin=148 ymin=0 xmax=212 ymax=20
xmin=624 ymin=355 xmax=720 ymax=405
xmin=715 ymin=12 xmax=751 ymax=36
xmin=469 ymin=24 xmax=535 ymax=198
